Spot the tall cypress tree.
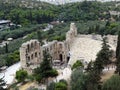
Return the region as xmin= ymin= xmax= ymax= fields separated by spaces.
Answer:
xmin=116 ymin=31 xmax=120 ymax=75
xmin=5 ymin=43 xmax=8 ymax=53
xmin=101 ymin=37 xmax=111 ymax=66
xmin=94 ymin=37 xmax=111 ymax=74
xmin=85 ymin=61 xmax=101 ymax=90
xmin=37 ymin=30 xmax=42 ymax=43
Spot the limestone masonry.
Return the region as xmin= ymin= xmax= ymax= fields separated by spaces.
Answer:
xmin=20 ymin=40 xmax=43 ymax=73
xmin=20 ymin=23 xmax=77 ymax=73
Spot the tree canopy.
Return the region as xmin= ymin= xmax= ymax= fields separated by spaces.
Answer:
xmin=94 ymin=37 xmax=111 ymax=74
xmin=102 ymin=75 xmax=120 ymax=90
xmin=0 ymin=77 xmax=6 ymax=90
xmin=71 ymin=60 xmax=83 ymax=70
xmin=15 ymin=69 xmax=28 ymax=82
xmin=70 ymin=69 xmax=88 ymax=90
xmin=47 ymin=79 xmax=68 ymax=90
xmin=34 ymin=51 xmax=58 ymax=83
xmin=116 ymin=31 xmax=120 ymax=75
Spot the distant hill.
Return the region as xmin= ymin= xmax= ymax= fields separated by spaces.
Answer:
xmin=1 ymin=0 xmax=119 ymax=5
xmin=0 ymin=0 xmax=56 ymax=9
xmin=35 ymin=0 xmax=119 ymax=5
xmin=0 ymin=0 xmax=120 ymax=25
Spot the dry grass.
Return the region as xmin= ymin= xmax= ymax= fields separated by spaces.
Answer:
xmin=101 ymin=70 xmax=115 ymax=82
xmin=19 ymin=82 xmax=35 ymax=90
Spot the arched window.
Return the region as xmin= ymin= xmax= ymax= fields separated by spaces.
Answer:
xmin=27 ymin=44 xmax=30 ymax=52
xmin=31 ymin=54 xmax=33 ymax=60
xmin=28 ymin=56 xmax=30 ymax=61
xmin=35 ymin=52 xmax=37 ymax=57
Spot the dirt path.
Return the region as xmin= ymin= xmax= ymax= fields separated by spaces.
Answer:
xmin=101 ymin=70 xmax=115 ymax=82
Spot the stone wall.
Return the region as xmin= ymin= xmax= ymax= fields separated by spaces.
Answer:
xmin=42 ymin=40 xmax=68 ymax=63
xmin=42 ymin=40 xmax=58 ymax=60
xmin=20 ymin=39 xmax=43 ymax=73
xmin=106 ymin=35 xmax=117 ymax=47
xmin=66 ymin=23 xmax=77 ymax=50
xmin=20 ymin=40 xmax=69 ymax=73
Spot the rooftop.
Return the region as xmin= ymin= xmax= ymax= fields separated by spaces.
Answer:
xmin=0 ymin=20 xmax=11 ymax=24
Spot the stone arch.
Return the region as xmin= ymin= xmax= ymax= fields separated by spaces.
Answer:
xmin=27 ymin=44 xmax=30 ymax=52
xmin=35 ymin=52 xmax=37 ymax=57
xmin=28 ymin=56 xmax=30 ymax=61
xmin=31 ymin=54 xmax=33 ymax=60
xmin=59 ymin=54 xmax=63 ymax=62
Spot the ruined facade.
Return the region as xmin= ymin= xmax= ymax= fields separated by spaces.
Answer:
xmin=20 ymin=23 xmax=78 ymax=72
xmin=66 ymin=23 xmax=77 ymax=50
xmin=20 ymin=40 xmax=43 ymax=73
xmin=43 ymin=40 xmax=68 ymax=63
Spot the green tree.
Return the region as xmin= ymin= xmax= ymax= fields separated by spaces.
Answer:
xmin=87 ymin=37 xmax=111 ymax=90
xmin=86 ymin=61 xmax=93 ymax=72
xmin=34 ymin=51 xmax=58 ymax=83
xmin=47 ymin=82 xmax=55 ymax=90
xmin=101 ymin=37 xmax=112 ymax=66
xmin=0 ymin=77 xmax=6 ymax=90
xmin=94 ymin=37 xmax=111 ymax=74
xmin=55 ymin=82 xmax=67 ymax=90
xmin=105 ymin=20 xmax=110 ymax=27
xmin=85 ymin=61 xmax=101 ymax=90
xmin=72 ymin=60 xmax=83 ymax=70
xmin=37 ymin=30 xmax=42 ymax=43
xmin=15 ymin=69 xmax=28 ymax=82
xmin=70 ymin=69 xmax=88 ymax=90
xmin=116 ymin=31 xmax=120 ymax=75
xmin=47 ymin=79 xmax=67 ymax=90
xmin=86 ymin=70 xmax=101 ymax=90
xmin=59 ymin=79 xmax=67 ymax=86
xmin=5 ymin=43 xmax=8 ymax=53
xmin=5 ymin=50 xmax=20 ymax=66
xmin=102 ymin=75 xmax=120 ymax=90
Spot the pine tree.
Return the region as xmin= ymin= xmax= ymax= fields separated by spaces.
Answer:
xmin=5 ymin=43 xmax=8 ymax=53
xmin=0 ymin=76 xmax=6 ymax=90
xmin=94 ymin=37 xmax=111 ymax=74
xmin=116 ymin=31 xmax=120 ymax=75
xmin=102 ymin=75 xmax=120 ymax=90
xmin=86 ymin=61 xmax=93 ymax=72
xmin=37 ymin=30 xmax=42 ymax=43
xmin=105 ymin=20 xmax=110 ymax=27
xmin=101 ymin=37 xmax=111 ymax=66
xmin=86 ymin=62 xmax=101 ymax=90
xmin=34 ymin=51 xmax=58 ymax=83
xmin=86 ymin=70 xmax=101 ymax=90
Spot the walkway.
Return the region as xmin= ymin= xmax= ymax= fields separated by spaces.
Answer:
xmin=0 ymin=62 xmax=21 ymax=84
